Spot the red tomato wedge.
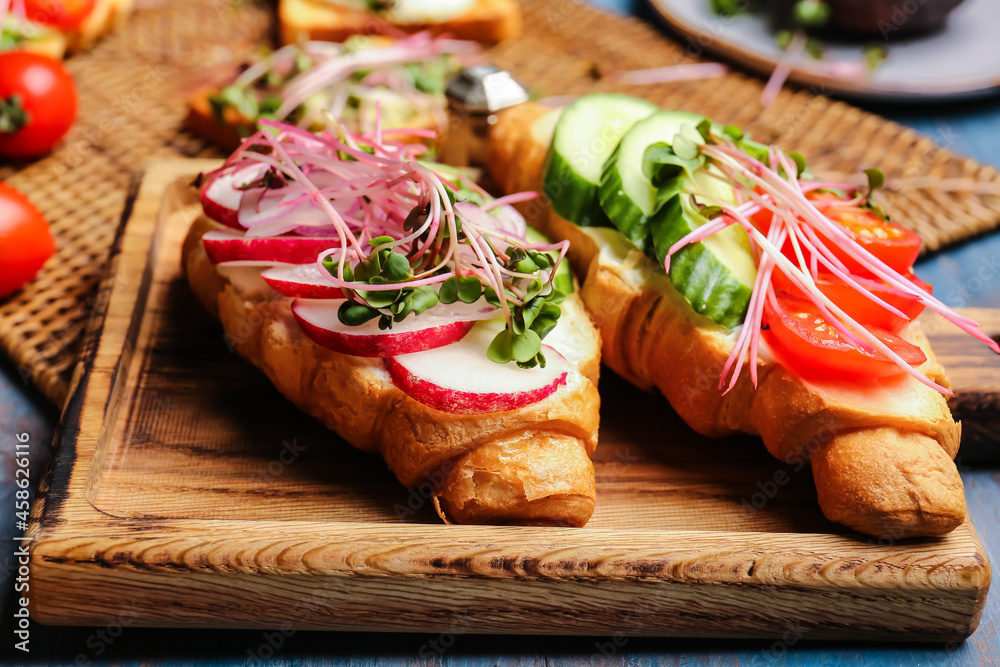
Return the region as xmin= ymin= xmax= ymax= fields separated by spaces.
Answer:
xmin=749 ymin=191 xmax=922 ymax=276
xmin=762 ymin=294 xmax=927 ymax=381
xmin=771 ymin=269 xmax=931 ymax=333
xmin=23 ymin=0 xmax=97 ymax=30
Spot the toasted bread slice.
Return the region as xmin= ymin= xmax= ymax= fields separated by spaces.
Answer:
xmin=278 ymin=0 xmax=521 ymax=44
xmin=182 ymin=213 xmax=603 ymax=526
xmin=488 ymin=102 xmax=966 ymax=538
xmin=65 ymin=0 xmax=133 ymax=53
xmin=185 ymin=85 xmax=444 ymax=151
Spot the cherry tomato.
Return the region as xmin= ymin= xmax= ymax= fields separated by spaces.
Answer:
xmin=771 ymin=269 xmax=931 ymax=333
xmin=23 ymin=0 xmax=97 ymax=31
xmin=762 ymin=293 xmax=927 ymax=381
xmin=818 ymin=201 xmax=922 ymax=275
xmin=0 ymin=52 xmax=77 ymax=158
xmin=749 ymin=191 xmax=922 ymax=275
xmin=0 ymin=183 xmax=56 ymax=299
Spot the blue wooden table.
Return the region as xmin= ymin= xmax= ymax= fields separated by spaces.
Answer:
xmin=2 ymin=1 xmax=1000 ymax=663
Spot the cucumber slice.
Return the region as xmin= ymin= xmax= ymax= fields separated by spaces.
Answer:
xmin=542 ymin=94 xmax=657 ymax=227
xmin=598 ymin=110 xmax=706 ymax=254
xmin=526 ymin=225 xmax=574 ymax=295
xmin=650 ymin=193 xmax=756 ymax=329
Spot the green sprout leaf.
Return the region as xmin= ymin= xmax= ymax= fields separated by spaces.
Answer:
xmin=359 ymin=289 xmax=400 ymax=309
xmin=804 ymin=37 xmax=825 ymax=60
xmin=864 ymin=44 xmax=888 ymax=72
xmin=438 ymin=276 xmax=459 ymax=304
xmin=381 ymin=252 xmax=411 ymax=282
xmin=322 ymin=257 xmax=353 ymax=282
xmin=775 ymin=30 xmax=794 ymax=52
xmin=722 ymin=124 xmax=744 ymax=142
xmin=487 ymin=329 xmax=515 ymax=364
xmin=338 ymin=301 xmax=380 ymax=326
xmin=789 ymin=151 xmax=807 ymax=178
xmin=695 ymin=119 xmax=713 ymax=143
xmin=511 ymin=329 xmax=542 ymax=363
xmin=699 ymin=205 xmax=725 ymax=220
xmin=864 ymin=167 xmax=885 ymax=191
xmin=794 ymin=0 xmax=830 ymax=27
xmin=457 ymin=276 xmax=482 ymax=303
xmin=408 ymin=285 xmax=439 ymax=315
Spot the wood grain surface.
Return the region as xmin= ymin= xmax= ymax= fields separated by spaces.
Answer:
xmin=3 ymin=0 xmax=999 ymax=410
xmin=23 ymin=159 xmax=994 ymax=641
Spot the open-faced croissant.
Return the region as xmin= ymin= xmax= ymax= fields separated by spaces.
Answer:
xmin=487 ymin=98 xmax=984 ymax=538
xmin=183 ymin=120 xmax=601 ymax=526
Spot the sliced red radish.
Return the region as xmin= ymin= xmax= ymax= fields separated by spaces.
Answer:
xmin=385 ymin=322 xmax=569 ymax=414
xmin=261 ymin=264 xmax=345 ymax=299
xmin=292 ymin=298 xmax=487 ymax=357
xmin=201 ymin=164 xmax=266 ymax=229
xmin=202 ymin=229 xmax=341 ymax=265
xmin=237 ymin=176 xmax=355 ymax=233
xmin=216 ymin=261 xmax=294 ymax=295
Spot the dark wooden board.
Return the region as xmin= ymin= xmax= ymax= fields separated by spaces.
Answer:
xmin=23 ymin=159 xmax=994 ymax=640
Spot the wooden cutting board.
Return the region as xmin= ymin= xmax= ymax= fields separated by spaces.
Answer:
xmin=26 ymin=159 xmax=994 ymax=640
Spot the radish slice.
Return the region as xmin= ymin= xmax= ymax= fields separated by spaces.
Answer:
xmin=201 ymin=164 xmax=266 ymax=229
xmin=262 ymin=264 xmax=345 ymax=299
xmin=292 ymin=298 xmax=491 ymax=357
xmin=386 ymin=322 xmax=569 ymax=414
xmin=238 ymin=174 xmax=357 ymax=233
xmin=202 ymin=229 xmax=342 ymax=265
xmin=217 ymin=261 xmax=294 ymax=295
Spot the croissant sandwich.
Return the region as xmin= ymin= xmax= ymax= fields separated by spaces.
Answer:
xmin=489 ymin=96 xmax=1000 ymax=538
xmin=186 ymin=33 xmax=478 ymax=151
xmin=182 ymin=119 xmax=601 ymax=527
xmin=277 ymin=0 xmax=521 ymax=45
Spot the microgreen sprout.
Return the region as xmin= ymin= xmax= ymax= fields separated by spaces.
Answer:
xmin=646 ymin=121 xmax=1000 ymax=394
xmin=208 ymin=116 xmax=567 ymax=368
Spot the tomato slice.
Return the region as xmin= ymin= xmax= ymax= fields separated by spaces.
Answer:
xmin=762 ymin=293 xmax=926 ymax=381
xmin=817 ymin=202 xmax=921 ymax=276
xmin=748 ymin=190 xmax=922 ymax=275
xmin=770 ymin=269 xmax=930 ymax=333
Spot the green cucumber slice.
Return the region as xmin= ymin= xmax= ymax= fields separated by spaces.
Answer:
xmin=526 ymin=225 xmax=574 ymax=295
xmin=542 ymin=94 xmax=657 ymax=227
xmin=650 ymin=193 xmax=756 ymax=329
xmin=598 ymin=110 xmax=706 ymax=254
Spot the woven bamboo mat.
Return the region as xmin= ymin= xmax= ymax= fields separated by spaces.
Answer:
xmin=2 ymin=0 xmax=999 ymax=407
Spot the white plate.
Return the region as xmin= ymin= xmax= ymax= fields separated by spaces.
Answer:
xmin=647 ymin=0 xmax=1000 ymax=101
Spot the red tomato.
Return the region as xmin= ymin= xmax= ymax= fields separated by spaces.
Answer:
xmin=818 ymin=202 xmax=921 ymax=275
xmin=749 ymin=191 xmax=922 ymax=275
xmin=762 ymin=293 xmax=927 ymax=381
xmin=23 ymin=0 xmax=97 ymax=30
xmin=0 ymin=183 xmax=56 ymax=299
xmin=0 ymin=52 xmax=78 ymax=158
xmin=771 ymin=269 xmax=931 ymax=333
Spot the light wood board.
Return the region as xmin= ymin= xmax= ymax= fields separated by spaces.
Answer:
xmin=26 ymin=159 xmax=993 ymax=640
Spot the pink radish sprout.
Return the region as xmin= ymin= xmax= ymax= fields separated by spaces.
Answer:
xmin=663 ymin=127 xmax=999 ymax=395
xmin=200 ymin=116 xmax=567 ymax=361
